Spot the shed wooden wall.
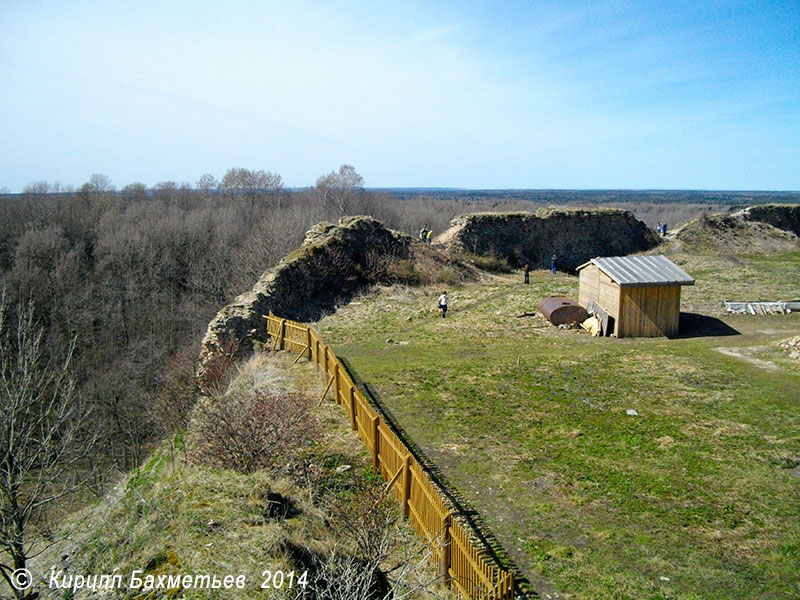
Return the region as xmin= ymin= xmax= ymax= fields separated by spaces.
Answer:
xmin=578 ymin=264 xmax=598 ymax=307
xmin=578 ymin=264 xmax=621 ymax=325
xmin=579 ymin=265 xmax=683 ymax=337
xmin=617 ymin=285 xmax=681 ymax=338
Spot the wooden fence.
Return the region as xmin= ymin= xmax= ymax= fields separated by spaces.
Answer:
xmin=264 ymin=314 xmax=517 ymax=600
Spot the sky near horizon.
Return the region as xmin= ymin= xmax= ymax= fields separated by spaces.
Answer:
xmin=1 ymin=1 xmax=799 ymax=192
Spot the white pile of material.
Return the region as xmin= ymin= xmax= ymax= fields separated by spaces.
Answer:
xmin=724 ymin=301 xmax=800 ymax=314
xmin=778 ymin=336 xmax=800 ymax=360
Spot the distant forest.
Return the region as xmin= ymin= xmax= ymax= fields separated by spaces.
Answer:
xmin=381 ymin=188 xmax=800 ymax=206
xmin=1 ymin=167 xmax=798 ymax=484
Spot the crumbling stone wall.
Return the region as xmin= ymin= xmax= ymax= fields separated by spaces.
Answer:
xmin=738 ymin=204 xmax=800 ymax=236
xmin=199 ymin=216 xmax=410 ymax=378
xmin=438 ymin=206 xmax=659 ymax=272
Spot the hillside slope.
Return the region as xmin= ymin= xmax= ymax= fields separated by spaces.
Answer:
xmin=31 ymin=354 xmax=444 ymax=599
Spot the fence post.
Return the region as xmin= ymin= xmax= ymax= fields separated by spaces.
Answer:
xmin=349 ymin=386 xmax=357 ymax=431
xmin=371 ymin=415 xmax=380 ymax=470
xmin=401 ymin=454 xmax=411 ymax=519
xmin=322 ymin=344 xmax=328 ymax=373
xmin=333 ymin=362 xmax=340 ymax=404
xmin=278 ymin=318 xmax=286 ymax=350
xmin=306 ymin=327 xmax=312 ymax=360
xmin=440 ymin=513 xmax=452 ymax=585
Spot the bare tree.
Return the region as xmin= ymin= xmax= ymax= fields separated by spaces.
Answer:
xmin=315 ymin=165 xmax=365 ymax=214
xmin=196 ymin=173 xmax=218 ymax=195
xmin=220 ymin=167 xmax=284 ymax=208
xmin=0 ymin=300 xmax=90 ymax=598
xmin=87 ymin=173 xmax=114 ymax=194
xmin=121 ymin=182 xmax=149 ymax=203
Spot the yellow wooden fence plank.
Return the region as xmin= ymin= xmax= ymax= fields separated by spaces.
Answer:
xmin=450 ymin=523 xmax=495 ymax=589
xmin=377 ymin=463 xmax=405 ymax=504
xmin=318 ymin=373 xmax=335 ymax=406
xmin=293 ymin=344 xmax=309 ymax=363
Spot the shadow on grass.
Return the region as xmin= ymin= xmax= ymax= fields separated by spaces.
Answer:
xmin=336 ymin=356 xmax=535 ymax=599
xmin=675 ymin=312 xmax=740 ymax=338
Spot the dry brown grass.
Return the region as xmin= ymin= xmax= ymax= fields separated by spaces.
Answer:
xmin=30 ymin=352 xmax=450 ymax=600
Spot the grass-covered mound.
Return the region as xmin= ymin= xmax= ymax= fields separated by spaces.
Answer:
xmin=675 ymin=213 xmax=799 ymax=254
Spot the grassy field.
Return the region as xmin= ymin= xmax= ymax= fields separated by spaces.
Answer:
xmin=316 ymin=244 xmax=800 ymax=599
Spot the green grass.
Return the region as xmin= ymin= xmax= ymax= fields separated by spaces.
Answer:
xmin=317 ymin=254 xmax=800 ymax=600
xmin=676 ymin=249 xmax=800 ymax=313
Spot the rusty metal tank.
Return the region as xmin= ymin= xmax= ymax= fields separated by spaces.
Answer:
xmin=537 ymin=296 xmax=589 ymax=326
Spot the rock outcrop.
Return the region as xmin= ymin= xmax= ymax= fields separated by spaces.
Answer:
xmin=199 ymin=216 xmax=411 ymax=378
xmin=436 ymin=207 xmax=659 ymax=272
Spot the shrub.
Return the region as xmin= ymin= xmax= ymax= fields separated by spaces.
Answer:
xmin=188 ymin=389 xmax=319 ymax=474
xmin=150 ymin=343 xmax=200 ymax=435
xmin=385 ymin=258 xmax=420 ymax=284
xmin=198 ymin=336 xmax=240 ymax=396
xmin=434 ymin=266 xmax=461 ymax=285
xmin=463 ymin=252 xmax=512 ymax=273
xmin=326 ymin=478 xmax=397 ymax=564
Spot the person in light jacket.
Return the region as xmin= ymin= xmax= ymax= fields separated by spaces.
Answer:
xmin=438 ymin=291 xmax=448 ymax=318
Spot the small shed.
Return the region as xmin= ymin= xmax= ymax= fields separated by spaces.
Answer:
xmin=577 ymin=255 xmax=694 ymax=338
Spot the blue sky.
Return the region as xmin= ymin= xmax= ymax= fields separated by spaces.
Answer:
xmin=1 ymin=0 xmax=798 ymax=191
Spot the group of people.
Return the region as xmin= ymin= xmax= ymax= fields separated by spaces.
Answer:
xmin=656 ymin=222 xmax=668 ymax=236
xmin=439 ymin=253 xmax=558 ymax=317
xmin=419 ymin=226 xmax=433 ymax=244
xmin=522 ymin=254 xmax=558 ymax=284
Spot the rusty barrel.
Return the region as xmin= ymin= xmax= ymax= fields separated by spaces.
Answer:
xmin=537 ymin=296 xmax=589 ymax=326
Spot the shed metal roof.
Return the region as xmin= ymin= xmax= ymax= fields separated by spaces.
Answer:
xmin=577 ymin=255 xmax=695 ymax=287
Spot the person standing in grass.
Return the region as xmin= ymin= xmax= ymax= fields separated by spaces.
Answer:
xmin=524 ymin=263 xmax=530 ymax=284
xmin=426 ymin=229 xmax=433 ymax=244
xmin=419 ymin=226 xmax=427 ymax=242
xmin=551 ymin=254 xmax=558 ymax=275
xmin=438 ymin=291 xmax=448 ymax=318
